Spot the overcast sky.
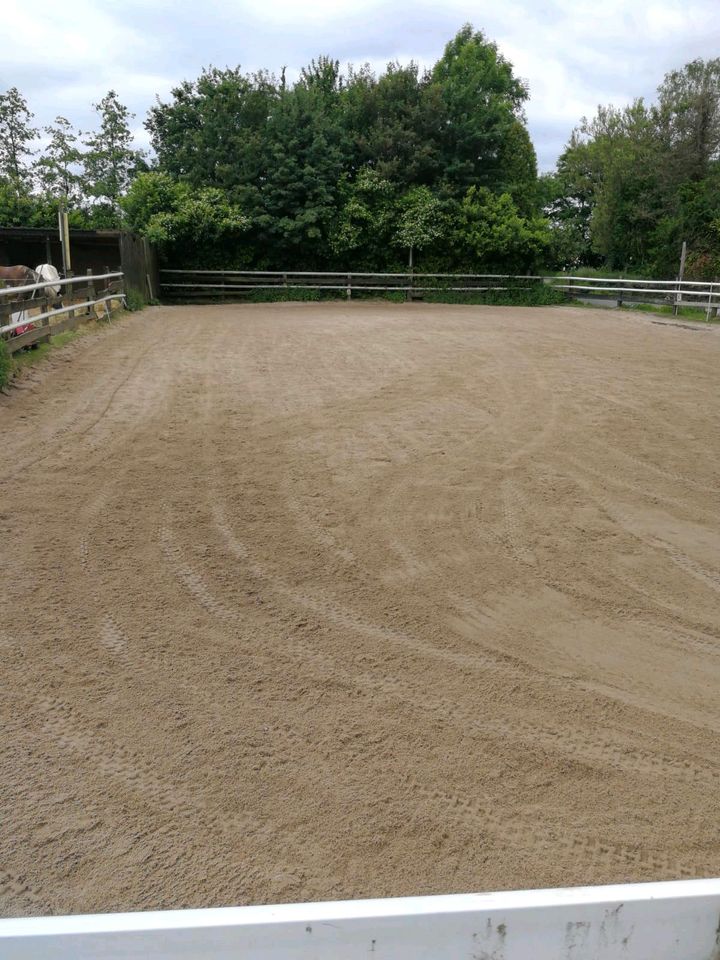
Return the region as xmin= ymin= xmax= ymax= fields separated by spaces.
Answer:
xmin=2 ymin=0 xmax=719 ymax=171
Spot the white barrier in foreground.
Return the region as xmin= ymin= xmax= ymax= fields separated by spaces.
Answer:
xmin=1 ymin=878 xmax=720 ymax=959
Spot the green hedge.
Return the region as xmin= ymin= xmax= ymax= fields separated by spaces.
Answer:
xmin=424 ymin=285 xmax=567 ymax=306
xmin=173 ymin=283 xmax=567 ymax=307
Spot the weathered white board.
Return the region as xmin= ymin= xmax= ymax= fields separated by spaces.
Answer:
xmin=1 ymin=878 xmax=720 ymax=959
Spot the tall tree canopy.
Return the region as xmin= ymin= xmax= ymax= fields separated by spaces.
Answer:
xmin=546 ymin=58 xmax=720 ymax=277
xmin=84 ymin=91 xmax=145 ymax=225
xmin=8 ymin=27 xmax=719 ymax=280
xmin=0 ymin=87 xmax=37 ymax=191
xmin=140 ymin=24 xmax=545 ymax=269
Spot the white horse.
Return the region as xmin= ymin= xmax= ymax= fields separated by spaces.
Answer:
xmin=34 ymin=263 xmax=62 ymax=299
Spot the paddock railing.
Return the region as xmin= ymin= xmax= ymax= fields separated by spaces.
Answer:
xmin=161 ymin=269 xmax=720 ymax=317
xmin=2 ymin=878 xmax=720 ymax=959
xmin=0 ymin=271 xmax=126 ymax=354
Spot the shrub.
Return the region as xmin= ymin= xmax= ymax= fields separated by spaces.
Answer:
xmin=124 ymin=288 xmax=146 ymax=312
xmin=0 ymin=338 xmax=11 ymax=389
xmin=424 ymin=282 xmax=567 ymax=306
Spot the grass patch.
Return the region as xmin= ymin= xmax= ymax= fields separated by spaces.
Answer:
xmin=2 ymin=308 xmax=132 ymax=384
xmin=125 ymin=288 xmax=149 ymax=312
xmin=246 ymin=288 xmax=323 ymax=303
xmin=620 ymin=302 xmax=720 ymax=324
xmin=182 ymin=288 xmax=411 ymax=304
xmin=0 ymin=338 xmax=11 ymax=389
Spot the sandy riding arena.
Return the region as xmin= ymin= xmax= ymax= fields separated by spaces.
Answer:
xmin=2 ymin=302 xmax=720 ymax=916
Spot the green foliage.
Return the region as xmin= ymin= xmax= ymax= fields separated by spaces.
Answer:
xmin=124 ymin=288 xmax=146 ymax=312
xmin=430 ymin=24 xmax=529 ymax=194
xmin=453 ymin=187 xmax=551 ymax=271
xmin=122 ymin=174 xmax=249 ymax=265
xmin=35 ymin=116 xmax=82 ymax=202
xmin=246 ymin=288 xmax=322 ymax=302
xmin=621 ymin=302 xmax=719 ymax=322
xmin=120 ymin=171 xmax=185 ymax=232
xmin=424 ymin=283 xmax=566 ymax=306
xmin=394 ymin=187 xmax=445 ymax=263
xmin=540 ymin=138 xmax=602 ymax=270
xmin=144 ymin=24 xmax=540 ymax=271
xmin=0 ymin=337 xmax=11 ymax=389
xmin=551 ymin=58 xmax=720 ymax=276
xmin=329 ymin=169 xmax=398 ymax=266
xmin=0 ymin=179 xmax=90 ymax=227
xmin=84 ymin=91 xmax=145 ymax=223
xmin=655 ymin=59 xmax=720 ymax=184
xmin=6 ymin=35 xmax=720 ymax=282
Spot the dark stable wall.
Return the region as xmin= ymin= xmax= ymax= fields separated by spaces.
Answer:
xmin=0 ymin=235 xmax=121 ymax=274
xmin=0 ymin=231 xmax=158 ymax=301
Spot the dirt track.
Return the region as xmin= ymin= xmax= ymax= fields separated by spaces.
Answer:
xmin=2 ymin=302 xmax=720 ymax=917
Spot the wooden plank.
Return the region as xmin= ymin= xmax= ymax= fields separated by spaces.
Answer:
xmin=0 ymin=272 xmax=123 ymax=301
xmin=0 ymin=297 xmax=53 ymax=319
xmin=3 ymin=310 xmax=96 ymax=352
xmin=1 ymin=879 xmax=720 ymax=960
xmin=4 ymin=325 xmax=51 ymax=352
xmin=46 ymin=312 xmax=92 ymax=337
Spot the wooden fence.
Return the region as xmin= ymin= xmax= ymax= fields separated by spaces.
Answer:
xmin=120 ymin=232 xmax=159 ymax=303
xmin=1 ymin=877 xmax=720 ymax=959
xmin=160 ymin=269 xmax=720 ymax=317
xmin=0 ymin=271 xmax=125 ymax=354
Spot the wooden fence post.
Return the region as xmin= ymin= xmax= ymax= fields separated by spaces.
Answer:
xmin=100 ymin=267 xmax=111 ymax=318
xmin=706 ymin=282 xmax=717 ymax=322
xmin=347 ymin=273 xmax=351 ymax=300
xmin=66 ymin=270 xmax=75 ymax=323
xmin=673 ymin=240 xmax=687 ymax=316
xmin=86 ymin=268 xmax=95 ymax=318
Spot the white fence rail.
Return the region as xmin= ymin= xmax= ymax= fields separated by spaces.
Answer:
xmin=0 ymin=271 xmax=125 ymax=353
xmin=160 ymin=269 xmax=720 ymax=316
xmin=1 ymin=878 xmax=720 ymax=959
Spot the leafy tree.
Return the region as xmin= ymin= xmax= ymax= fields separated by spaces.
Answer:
xmin=540 ymin=130 xmax=602 ymax=269
xmin=655 ymin=58 xmax=720 ymax=184
xmin=35 ymin=116 xmax=82 ymax=202
xmin=549 ymin=57 xmax=720 ymax=276
xmin=122 ymin=173 xmax=249 ymax=266
xmin=430 ymin=25 xmax=530 ymax=194
xmin=0 ymin=23 xmax=559 ymax=273
xmin=343 ymin=62 xmax=443 ymax=187
xmin=497 ymin=120 xmax=539 ymax=215
xmin=121 ymin=171 xmax=186 ymax=233
xmin=252 ymin=64 xmax=348 ymax=265
xmin=329 ymin=168 xmax=398 ymax=268
xmin=585 ymin=101 xmax=662 ymax=269
xmin=0 ymin=87 xmax=38 ymax=190
xmin=84 ymin=91 xmax=144 ymax=222
xmin=146 ymin=67 xmax=277 ymax=208
xmin=0 ymin=179 xmax=89 ymax=228
xmin=394 ymin=186 xmax=445 ymax=267
xmin=145 ymin=25 xmax=541 ymax=269
xmin=453 ymin=186 xmax=551 ymax=271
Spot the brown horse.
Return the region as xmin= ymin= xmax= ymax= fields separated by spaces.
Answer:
xmin=0 ymin=265 xmax=38 ymax=288
xmin=0 ymin=266 xmax=39 ymax=340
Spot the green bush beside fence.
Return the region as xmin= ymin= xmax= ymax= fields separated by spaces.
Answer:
xmin=0 ymin=338 xmax=11 ymax=389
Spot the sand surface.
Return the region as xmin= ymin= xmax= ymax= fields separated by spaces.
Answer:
xmin=1 ymin=302 xmax=720 ymax=916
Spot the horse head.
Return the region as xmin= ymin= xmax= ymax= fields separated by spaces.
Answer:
xmin=34 ymin=264 xmax=62 ymax=298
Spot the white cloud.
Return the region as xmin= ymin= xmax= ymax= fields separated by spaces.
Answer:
xmin=1 ymin=0 xmax=718 ymax=172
